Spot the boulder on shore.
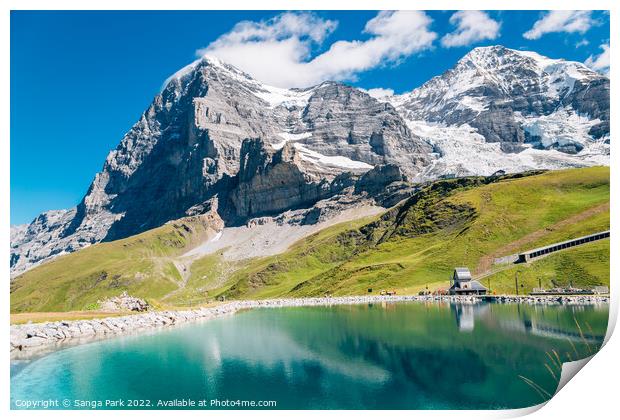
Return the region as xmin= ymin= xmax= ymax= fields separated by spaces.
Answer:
xmin=98 ymin=292 xmax=149 ymax=312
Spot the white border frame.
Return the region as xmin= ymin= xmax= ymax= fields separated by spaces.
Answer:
xmin=2 ymin=1 xmax=617 ymax=419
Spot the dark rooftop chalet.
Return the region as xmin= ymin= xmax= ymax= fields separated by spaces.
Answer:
xmin=449 ymin=267 xmax=487 ymax=296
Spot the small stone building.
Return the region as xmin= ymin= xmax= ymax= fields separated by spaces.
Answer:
xmin=449 ymin=267 xmax=487 ymax=295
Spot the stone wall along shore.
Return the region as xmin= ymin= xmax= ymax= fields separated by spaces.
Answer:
xmin=11 ymin=294 xmax=609 ymax=359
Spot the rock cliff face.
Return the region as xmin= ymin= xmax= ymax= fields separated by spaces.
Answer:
xmin=10 ymin=46 xmax=610 ymax=276
xmin=299 ymin=83 xmax=431 ymax=170
xmin=10 ymin=210 xmax=79 ymax=274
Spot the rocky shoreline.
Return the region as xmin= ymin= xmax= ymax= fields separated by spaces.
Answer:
xmin=10 ymin=294 xmax=609 ymax=360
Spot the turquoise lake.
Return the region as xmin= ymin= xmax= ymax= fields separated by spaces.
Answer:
xmin=10 ymin=301 xmax=609 ymax=410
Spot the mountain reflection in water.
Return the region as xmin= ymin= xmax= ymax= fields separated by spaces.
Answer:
xmin=11 ymin=301 xmax=608 ymax=410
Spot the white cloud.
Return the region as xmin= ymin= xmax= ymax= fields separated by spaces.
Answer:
xmin=210 ymin=12 xmax=337 ymax=45
xmin=575 ymin=39 xmax=590 ymax=48
xmin=362 ymin=88 xmax=395 ymax=99
xmin=198 ymin=11 xmax=436 ymax=88
xmin=523 ymin=11 xmax=593 ymax=40
xmin=441 ymin=11 xmax=500 ymax=48
xmin=585 ymin=43 xmax=610 ymax=74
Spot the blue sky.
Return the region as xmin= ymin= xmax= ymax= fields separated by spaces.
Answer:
xmin=10 ymin=10 xmax=610 ymax=225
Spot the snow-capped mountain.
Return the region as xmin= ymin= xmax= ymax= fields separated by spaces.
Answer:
xmin=394 ymin=45 xmax=608 ymax=145
xmin=386 ymin=45 xmax=609 ymax=179
xmin=10 ymin=46 xmax=610 ymax=276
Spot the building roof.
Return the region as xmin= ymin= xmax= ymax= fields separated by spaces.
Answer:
xmin=449 ymin=280 xmax=487 ymax=291
xmin=453 ymin=267 xmax=472 ymax=281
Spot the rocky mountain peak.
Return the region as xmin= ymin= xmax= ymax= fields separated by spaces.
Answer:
xmin=393 ymin=44 xmax=609 ymax=155
xmin=461 ymin=45 xmax=596 ymax=77
xmin=10 ymin=46 xmax=610 ymax=277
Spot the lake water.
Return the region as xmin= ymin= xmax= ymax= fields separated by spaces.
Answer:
xmin=11 ymin=301 xmax=608 ymax=410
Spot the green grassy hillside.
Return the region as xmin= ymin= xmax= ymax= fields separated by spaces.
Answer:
xmin=10 ymin=215 xmax=218 ymax=312
xmin=482 ymin=240 xmax=609 ymax=294
xmin=203 ymin=167 xmax=609 ymax=299
xmin=11 ymin=167 xmax=610 ymax=312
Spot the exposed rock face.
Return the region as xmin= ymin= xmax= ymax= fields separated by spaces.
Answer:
xmin=10 ymin=209 xmax=80 ymax=276
xmin=228 ymin=139 xmax=368 ymax=220
xmin=11 ymin=46 xmax=610 ymax=276
xmin=299 ymin=83 xmax=431 ymax=170
xmin=470 ymin=103 xmax=525 ymax=148
xmin=98 ymin=292 xmax=149 ymax=312
xmin=353 ymin=164 xmax=415 ymax=207
xmin=567 ymin=77 xmax=610 ymax=138
xmin=355 ymin=164 xmax=406 ymax=195
xmin=231 ymin=140 xmax=331 ymax=220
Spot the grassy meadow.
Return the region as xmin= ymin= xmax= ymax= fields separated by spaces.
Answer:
xmin=10 ymin=167 xmax=610 ymax=313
